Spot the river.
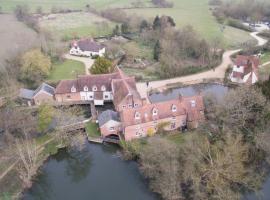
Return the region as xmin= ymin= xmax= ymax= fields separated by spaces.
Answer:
xmin=22 ymin=143 xmax=157 ymax=200
xmin=22 ymin=83 xmax=269 ymax=200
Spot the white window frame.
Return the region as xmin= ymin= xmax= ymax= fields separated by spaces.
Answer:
xmin=101 ymin=85 xmax=106 ymax=91
xmin=135 ymin=112 xmax=141 ymax=119
xmin=71 ymin=86 xmax=76 ymax=93
xmin=92 ymin=85 xmax=97 ymax=91
xmin=172 ymin=105 xmax=177 ymax=112
xmin=152 ymin=108 xmax=158 ymax=116
xmin=84 ymin=86 xmax=88 ymax=92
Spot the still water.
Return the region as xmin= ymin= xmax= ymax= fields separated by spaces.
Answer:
xmin=22 ymin=143 xmax=157 ymax=200
xmin=149 ymin=83 xmax=229 ymax=103
xmin=23 ymin=83 xmax=269 ymax=200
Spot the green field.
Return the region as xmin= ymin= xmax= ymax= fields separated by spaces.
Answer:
xmin=48 ymin=59 xmax=85 ymax=81
xmin=40 ymin=12 xmax=116 ymax=39
xmin=0 ymin=0 xmax=135 ymax=12
xmin=0 ymin=0 xmax=255 ymax=47
xmin=261 ymin=52 xmax=270 ymax=64
xmin=259 ymin=64 xmax=270 ymax=81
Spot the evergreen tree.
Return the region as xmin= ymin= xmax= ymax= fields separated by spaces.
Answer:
xmin=112 ymin=25 xmax=120 ymax=36
xmin=140 ymin=20 xmax=149 ymax=32
xmin=121 ymin=22 xmax=129 ymax=34
xmin=153 ymin=15 xmax=161 ymax=30
xmin=153 ymin=40 xmax=161 ymax=61
xmin=90 ymin=57 xmax=112 ymax=74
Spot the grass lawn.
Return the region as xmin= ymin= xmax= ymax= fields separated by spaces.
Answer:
xmin=261 ymin=52 xmax=270 ymax=64
xmin=259 ymin=64 xmax=270 ymax=81
xmin=0 ymin=0 xmax=135 ymax=12
xmin=85 ymin=122 xmax=101 ymax=138
xmin=39 ymin=12 xmax=116 ymax=40
xmin=47 ymin=59 xmax=85 ymax=81
xmin=123 ymin=0 xmax=255 ymax=48
xmin=166 ymin=133 xmax=185 ymax=144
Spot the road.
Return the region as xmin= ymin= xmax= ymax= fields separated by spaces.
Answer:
xmin=64 ymin=54 xmax=94 ymax=75
xmin=136 ymin=32 xmax=268 ymax=100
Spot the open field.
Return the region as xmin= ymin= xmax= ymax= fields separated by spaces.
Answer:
xmin=261 ymin=52 xmax=270 ymax=64
xmin=40 ymin=12 xmax=116 ymax=39
xmin=0 ymin=14 xmax=39 ymax=69
xmin=123 ymin=0 xmax=255 ymax=48
xmin=0 ymin=0 xmax=136 ymax=12
xmin=47 ymin=59 xmax=85 ymax=81
xmin=0 ymin=0 xmax=255 ymax=47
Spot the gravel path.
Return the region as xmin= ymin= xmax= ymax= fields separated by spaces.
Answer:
xmin=136 ymin=32 xmax=268 ymax=100
xmin=64 ymin=54 xmax=94 ymax=75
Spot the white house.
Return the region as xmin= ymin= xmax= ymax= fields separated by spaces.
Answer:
xmin=70 ymin=38 xmax=105 ymax=57
xmin=229 ymin=55 xmax=259 ymax=85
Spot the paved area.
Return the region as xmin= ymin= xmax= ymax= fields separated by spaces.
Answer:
xmin=136 ymin=32 xmax=268 ymax=101
xmin=64 ymin=54 xmax=94 ymax=75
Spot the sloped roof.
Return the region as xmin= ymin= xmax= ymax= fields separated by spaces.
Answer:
xmin=73 ymin=39 xmax=105 ymax=52
xmin=55 ymin=72 xmax=122 ymax=94
xmin=19 ymin=88 xmax=35 ymax=99
xmin=98 ymin=110 xmax=120 ymax=127
xmin=120 ymin=95 xmax=204 ymax=127
xmin=34 ymin=83 xmax=55 ymax=97
xmin=112 ymin=77 xmax=141 ymax=106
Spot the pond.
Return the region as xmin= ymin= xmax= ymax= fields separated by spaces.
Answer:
xmin=243 ymin=176 xmax=270 ymax=200
xmin=149 ymin=83 xmax=229 ymax=103
xmin=22 ymin=143 xmax=157 ymax=200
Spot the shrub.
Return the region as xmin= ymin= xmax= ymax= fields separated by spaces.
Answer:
xmin=227 ymin=18 xmax=253 ymax=32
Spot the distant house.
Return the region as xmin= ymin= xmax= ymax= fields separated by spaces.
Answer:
xmin=229 ymin=55 xmax=259 ymax=85
xmin=19 ymin=83 xmax=55 ymax=106
xmin=69 ymin=38 xmax=105 ymax=57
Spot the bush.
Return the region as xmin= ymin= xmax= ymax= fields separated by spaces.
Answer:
xmin=227 ymin=18 xmax=253 ymax=32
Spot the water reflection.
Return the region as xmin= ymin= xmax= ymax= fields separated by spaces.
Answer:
xmin=149 ymin=83 xmax=229 ymax=103
xmin=23 ymin=143 xmax=157 ymax=200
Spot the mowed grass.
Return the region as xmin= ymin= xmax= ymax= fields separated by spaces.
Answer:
xmin=0 ymin=0 xmax=135 ymax=12
xmin=48 ymin=59 xmax=85 ymax=81
xmin=261 ymin=52 xmax=270 ymax=64
xmin=123 ymin=0 xmax=255 ymax=48
xmin=86 ymin=122 xmax=101 ymax=138
xmin=40 ymin=12 xmax=116 ymax=39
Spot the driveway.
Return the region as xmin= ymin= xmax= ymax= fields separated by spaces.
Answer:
xmin=64 ymin=54 xmax=94 ymax=75
xmin=136 ymin=32 xmax=268 ymax=100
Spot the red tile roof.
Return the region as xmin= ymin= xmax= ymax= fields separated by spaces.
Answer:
xmin=234 ymin=55 xmax=260 ymax=69
xmin=120 ymin=95 xmax=204 ymax=127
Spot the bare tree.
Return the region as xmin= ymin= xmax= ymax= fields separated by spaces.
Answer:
xmin=15 ymin=132 xmax=41 ymax=188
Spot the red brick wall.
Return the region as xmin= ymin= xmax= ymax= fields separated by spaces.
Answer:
xmin=123 ymin=115 xmax=187 ymax=141
xmin=100 ymin=124 xmax=121 ymax=138
xmin=33 ymin=92 xmax=55 ymax=105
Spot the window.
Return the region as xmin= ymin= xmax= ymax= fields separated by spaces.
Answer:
xmin=172 ymin=116 xmax=176 ymax=120
xmin=122 ymin=105 xmax=126 ymax=109
xmin=84 ymin=86 xmax=88 ymax=92
xmin=67 ymin=95 xmax=71 ymax=99
xmin=71 ymin=86 xmax=76 ymax=93
xmin=89 ymin=96 xmax=93 ymax=99
xmin=152 ymin=108 xmax=158 ymax=116
xmin=104 ymin=95 xmax=109 ymax=99
xmin=191 ymin=100 xmax=196 ymax=107
xmin=172 ymin=104 xmax=177 ymax=112
xmin=128 ymin=104 xmax=132 ymax=108
xmin=135 ymin=112 xmax=141 ymax=119
xmin=92 ymin=85 xmax=97 ymax=91
xmin=171 ymin=122 xmax=176 ymax=129
xmin=135 ymin=132 xmax=142 ymax=137
xmin=134 ymin=103 xmax=139 ymax=107
xmin=101 ymin=85 xmax=106 ymax=91
xmin=109 ymin=127 xmax=115 ymax=131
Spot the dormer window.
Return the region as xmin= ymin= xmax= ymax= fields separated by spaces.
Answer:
xmin=92 ymin=85 xmax=97 ymax=91
xmin=84 ymin=86 xmax=88 ymax=92
xmin=71 ymin=85 xmax=76 ymax=93
xmin=172 ymin=104 xmax=177 ymax=112
xmin=191 ymin=100 xmax=196 ymax=108
xmin=101 ymin=85 xmax=106 ymax=91
xmin=135 ymin=112 xmax=141 ymax=119
xmin=152 ymin=108 xmax=158 ymax=116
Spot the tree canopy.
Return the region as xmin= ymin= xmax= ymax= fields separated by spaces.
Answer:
xmin=90 ymin=57 xmax=112 ymax=74
xmin=20 ymin=48 xmax=51 ymax=86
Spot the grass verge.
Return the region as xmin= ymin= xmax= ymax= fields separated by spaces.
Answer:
xmin=85 ymin=122 xmax=101 ymax=138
